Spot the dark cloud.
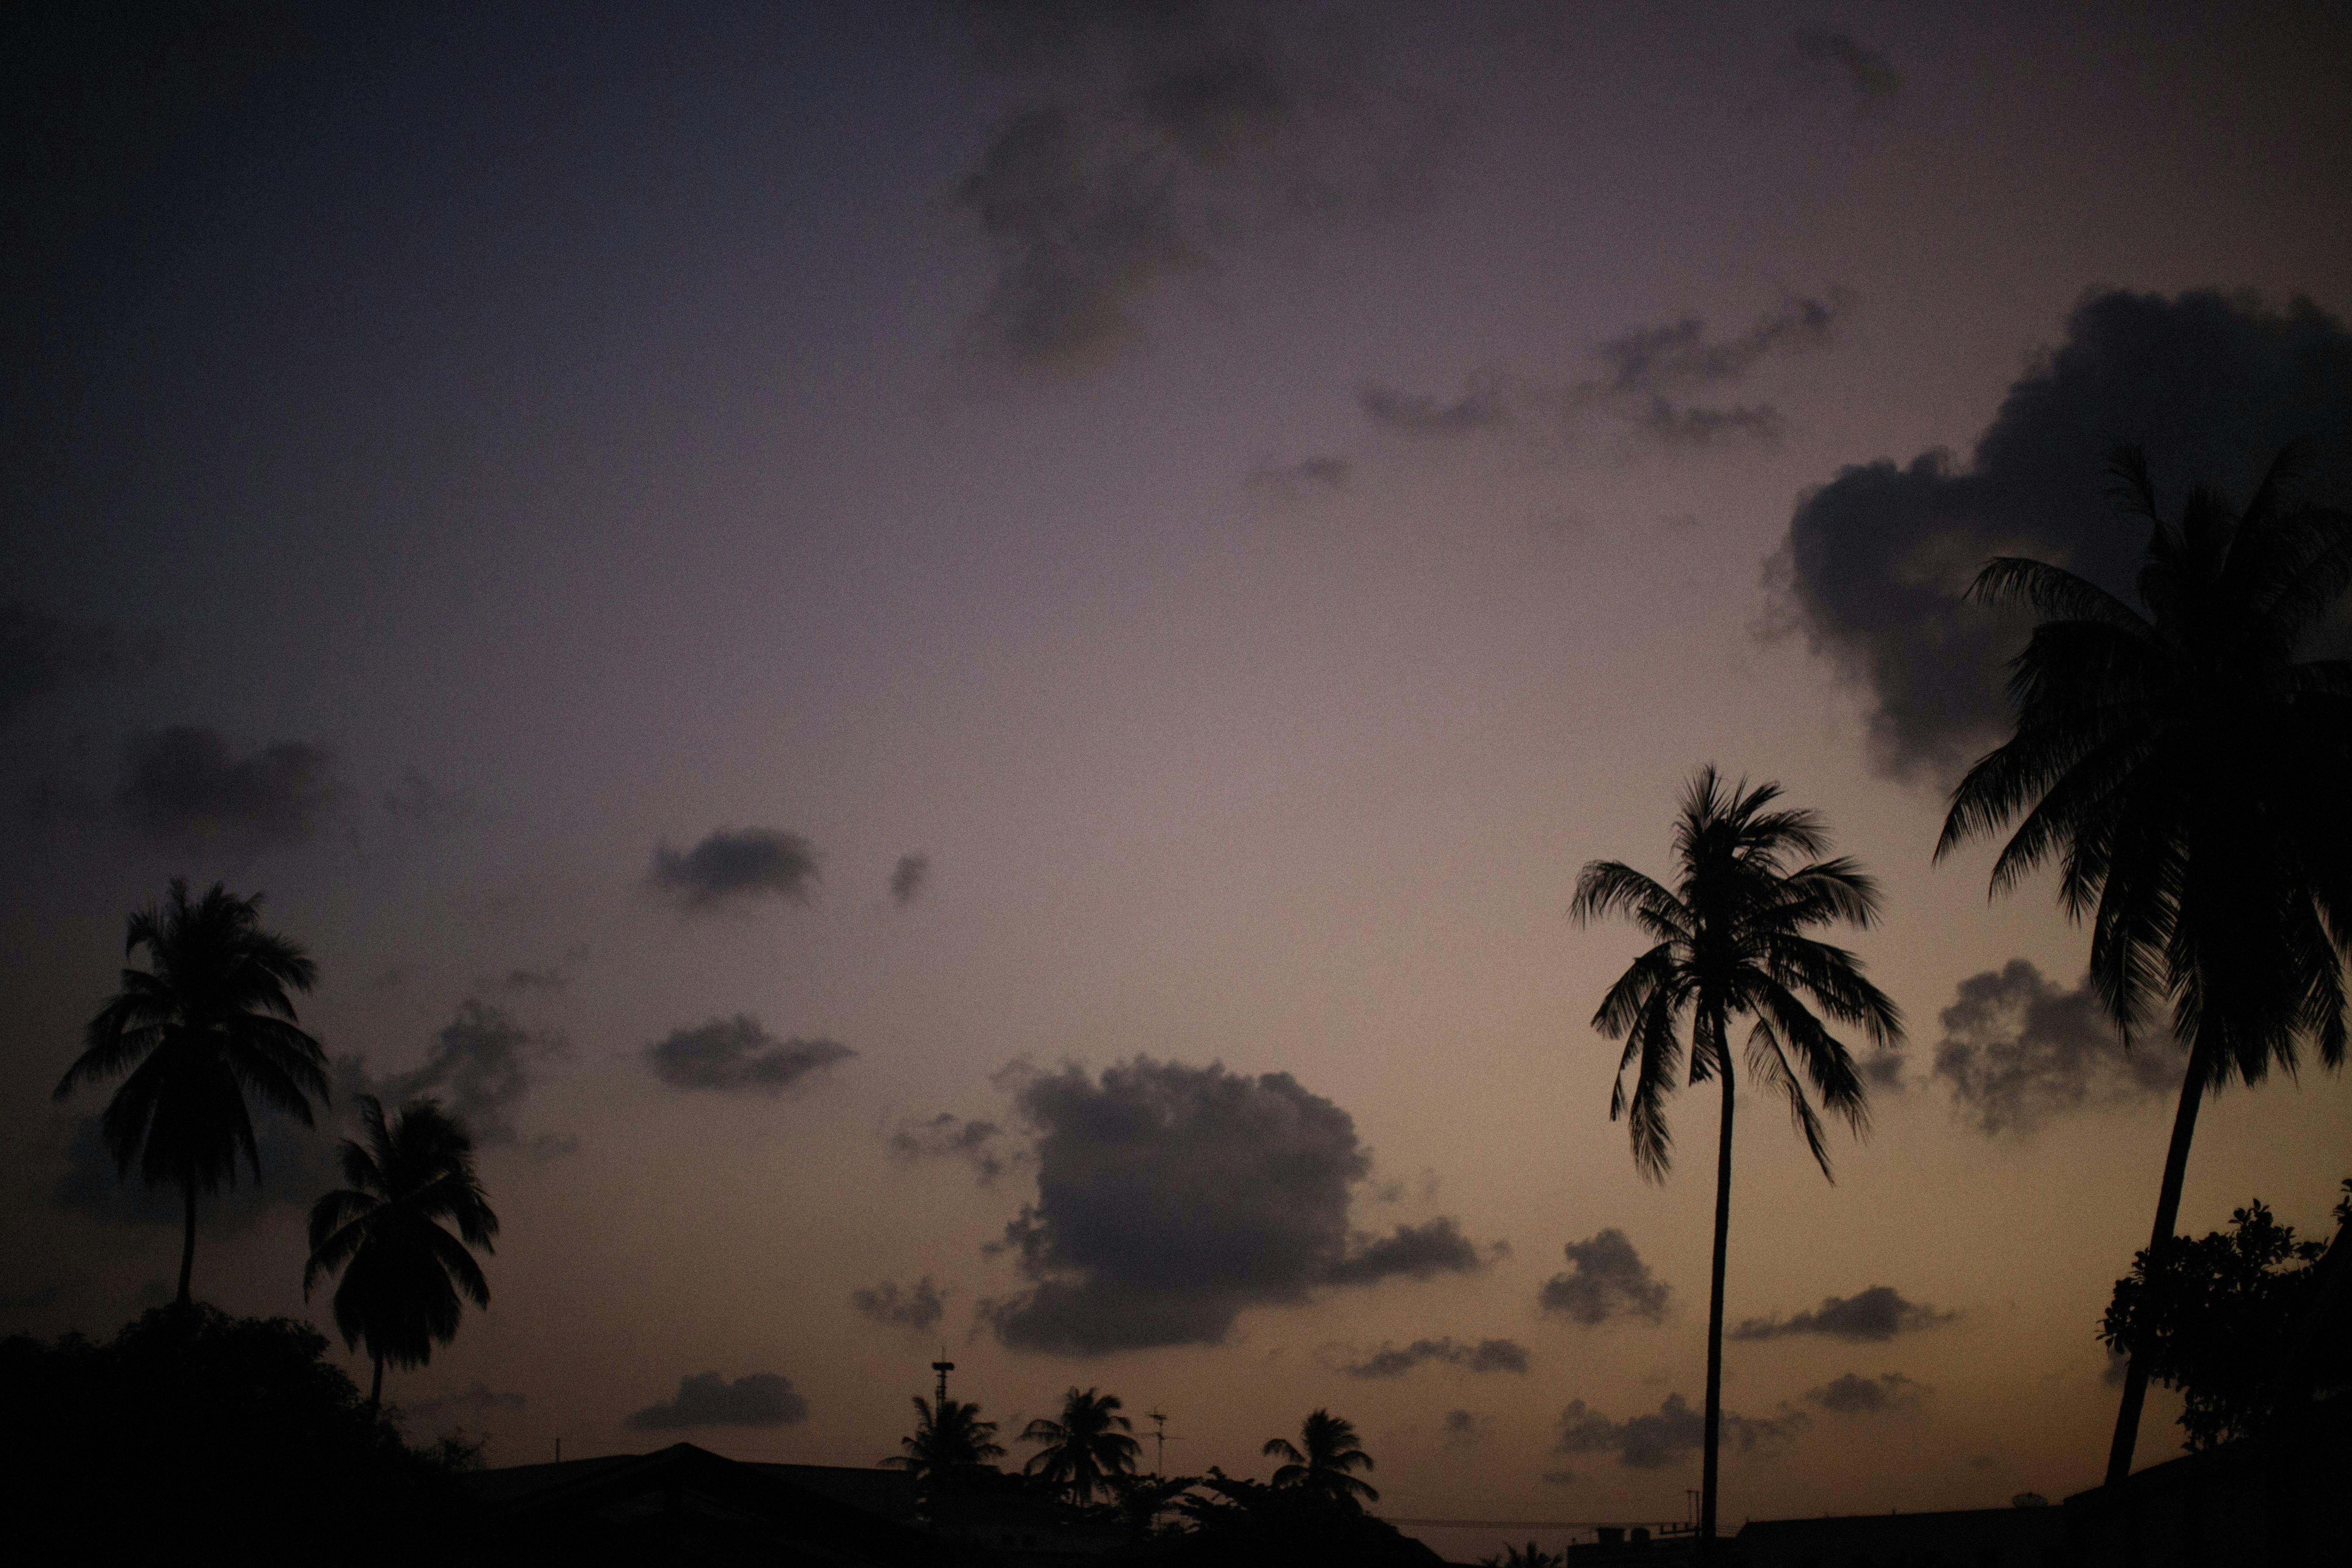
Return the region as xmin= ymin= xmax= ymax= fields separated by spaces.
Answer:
xmin=497 ymin=966 xmax=566 ymax=993
xmin=1768 ymin=290 xmax=2352 ymax=778
xmin=1788 ymin=27 xmax=1902 ymax=112
xmin=1599 ymin=297 xmax=1841 ymax=395
xmin=1730 ymin=1286 xmax=1954 ymax=1343
xmin=890 ymin=851 xmax=930 ymax=906
xmin=649 ymin=827 xmax=821 ymax=911
xmin=890 ymin=1112 xmax=1014 ymax=1184
xmin=851 ymin=1277 xmax=947 ymax=1333
xmin=1243 ymin=455 xmax=1352 ymax=494
xmin=1804 ymin=1372 xmax=1923 ymax=1414
xmin=1537 ymin=1228 xmax=1672 ymax=1326
xmin=0 ymin=603 xmax=119 ymax=726
xmin=115 ymin=726 xmax=339 ymax=851
xmin=0 ymin=1283 xmax=60 ymax=1314
xmin=979 ymin=1057 xmax=1496 ymax=1353
xmin=1541 ymin=1467 xmax=1575 ymax=1486
xmin=1442 ymin=1408 xmax=1482 ymax=1444
xmin=1358 ymin=377 xmax=1512 ymax=435
xmin=645 ymin=1015 xmax=854 ymax=1096
xmin=403 ymin=1380 xmax=527 ymax=1424
xmin=1859 ymin=1047 xmax=1908 ymax=1093
xmin=1556 ymin=1393 xmax=1807 ymax=1470
xmin=1340 ymin=1336 xmax=1528 ymax=1378
xmin=623 ymin=1372 xmax=808 ymax=1432
xmin=1934 ymin=960 xmax=2183 ymax=1136
xmin=380 ymin=1001 xmax=563 ymax=1150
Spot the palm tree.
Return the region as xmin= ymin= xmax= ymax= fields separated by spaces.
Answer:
xmin=1262 ymin=1409 xmax=1378 ymax=1507
xmin=55 ymin=879 xmax=329 ymax=1307
xmin=303 ymin=1095 xmax=499 ymax=1409
xmin=1936 ymin=445 xmax=2352 ymax=1485
xmin=1572 ymin=769 xmax=1902 ymax=1556
xmin=1021 ymin=1386 xmax=1141 ymax=1505
xmin=886 ymin=1396 xmax=1005 ymax=1490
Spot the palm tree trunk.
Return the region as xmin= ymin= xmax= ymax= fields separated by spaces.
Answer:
xmin=370 ymin=1350 xmax=385 ymax=1412
xmin=176 ymin=1176 xmax=197 ymax=1307
xmin=1700 ymin=1048 xmax=1735 ymax=1559
xmin=2104 ymin=1061 xmax=2205 ymax=1486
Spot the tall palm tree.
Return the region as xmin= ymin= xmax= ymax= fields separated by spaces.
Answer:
xmin=1262 ymin=1409 xmax=1378 ymax=1507
xmin=1573 ymin=769 xmax=1902 ymax=1556
xmin=55 ymin=879 xmax=328 ymax=1307
xmin=1021 ymin=1386 xmax=1141 ymax=1505
xmin=886 ymin=1396 xmax=1005 ymax=1489
xmin=1936 ymin=445 xmax=2352 ymax=1485
xmin=303 ymin=1095 xmax=499 ymax=1409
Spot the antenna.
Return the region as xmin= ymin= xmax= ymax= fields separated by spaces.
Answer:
xmin=1146 ymin=1409 xmax=1173 ymax=1476
xmin=931 ymin=1354 xmax=956 ymax=1406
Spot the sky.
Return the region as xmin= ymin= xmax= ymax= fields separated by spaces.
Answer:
xmin=4 ymin=1 xmax=2351 ymax=1553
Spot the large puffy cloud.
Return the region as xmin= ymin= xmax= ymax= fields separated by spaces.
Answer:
xmin=980 ymin=1057 xmax=1495 ymax=1353
xmin=645 ymin=1016 xmax=853 ymax=1095
xmin=1770 ymin=290 xmax=2352 ymax=778
xmin=1537 ymin=1228 xmax=1671 ymax=1326
xmin=1932 ymin=960 xmax=2183 ymax=1135
xmin=1340 ymin=1337 xmax=1528 ymax=1378
xmin=624 ymin=1372 xmax=808 ymax=1431
xmin=649 ymin=827 xmax=820 ymax=911
xmin=1730 ymin=1286 xmax=1954 ymax=1343
xmin=1556 ymin=1393 xmax=1807 ymax=1470
xmin=114 ymin=726 xmax=340 ymax=850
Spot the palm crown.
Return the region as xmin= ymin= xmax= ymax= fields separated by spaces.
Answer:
xmin=55 ymin=879 xmax=328 ymax=1305
xmin=1021 ymin=1386 xmax=1141 ymax=1505
xmin=1262 ymin=1409 xmax=1377 ymax=1506
xmin=887 ymin=1396 xmax=1005 ymax=1488
xmin=304 ymin=1095 xmax=499 ymax=1407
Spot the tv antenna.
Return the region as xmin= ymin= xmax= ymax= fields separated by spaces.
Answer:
xmin=1145 ymin=1409 xmax=1178 ymax=1475
xmin=931 ymin=1354 xmax=956 ymax=1406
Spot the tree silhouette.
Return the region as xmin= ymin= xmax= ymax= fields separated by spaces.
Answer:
xmin=1021 ymin=1386 xmax=1141 ymax=1505
xmin=54 ymin=879 xmax=328 ymax=1307
xmin=886 ymin=1396 xmax=1005 ymax=1491
xmin=1574 ymin=769 xmax=1902 ymax=1556
xmin=304 ymin=1096 xmax=499 ymax=1409
xmin=1937 ymin=445 xmax=2352 ymax=1484
xmin=1262 ymin=1409 xmax=1378 ymax=1507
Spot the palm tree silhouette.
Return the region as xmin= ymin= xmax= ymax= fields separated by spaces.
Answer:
xmin=1937 ymin=444 xmax=2352 ymax=1485
xmin=886 ymin=1396 xmax=1005 ymax=1489
xmin=1021 ymin=1386 xmax=1141 ymax=1505
xmin=54 ymin=879 xmax=328 ymax=1307
xmin=1573 ymin=769 xmax=1902 ymax=1556
xmin=1262 ymin=1409 xmax=1378 ymax=1507
xmin=303 ymin=1095 xmax=499 ymax=1409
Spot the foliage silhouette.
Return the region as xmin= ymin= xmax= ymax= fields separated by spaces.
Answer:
xmin=1573 ymin=769 xmax=1902 ymax=1553
xmin=1262 ymin=1408 xmax=1378 ymax=1507
xmin=54 ymin=879 xmax=328 ymax=1306
xmin=1936 ymin=444 xmax=2352 ymax=1483
xmin=1481 ymin=1544 xmax=1565 ymax=1568
xmin=885 ymin=1395 xmax=1006 ymax=1494
xmin=2101 ymin=1179 xmax=2350 ymax=1449
xmin=305 ymin=1095 xmax=499 ymax=1408
xmin=1135 ymin=1467 xmax=1442 ymax=1566
xmin=1022 ymin=1385 xmax=1142 ymax=1505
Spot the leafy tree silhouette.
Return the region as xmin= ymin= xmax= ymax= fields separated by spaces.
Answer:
xmin=1020 ymin=1385 xmax=1141 ymax=1505
xmin=1574 ymin=769 xmax=1902 ymax=1556
xmin=1262 ymin=1408 xmax=1378 ymax=1507
xmin=54 ymin=879 xmax=328 ymax=1306
xmin=886 ymin=1395 xmax=1005 ymax=1492
xmin=304 ymin=1096 xmax=499 ymax=1409
xmin=1937 ymin=445 xmax=2352 ymax=1484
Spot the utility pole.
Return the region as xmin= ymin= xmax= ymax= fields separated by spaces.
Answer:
xmin=932 ymin=1355 xmax=955 ymax=1406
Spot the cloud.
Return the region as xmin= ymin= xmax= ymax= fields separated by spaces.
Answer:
xmin=1804 ymin=1372 xmax=1924 ymax=1414
xmin=382 ymin=769 xmax=459 ymax=826
xmin=890 ymin=1112 xmax=1014 ymax=1184
xmin=1933 ymin=960 xmax=2183 ymax=1135
xmin=1442 ymin=1408 xmax=1485 ymax=1445
xmin=649 ymin=827 xmax=821 ymax=911
xmin=1788 ymin=27 xmax=1902 ymax=113
xmin=380 ymin=1001 xmax=563 ymax=1149
xmin=0 ymin=603 xmax=119 ymax=726
xmin=1598 ymin=297 xmax=1841 ymax=395
xmin=1243 ymin=455 xmax=1351 ymax=494
xmin=1767 ymin=289 xmax=2352 ymax=778
xmin=403 ymin=1380 xmax=527 ymax=1424
xmin=1730 ymin=1286 xmax=1954 ymax=1343
xmin=496 ymin=966 xmax=566 ymax=993
xmin=890 ymin=852 xmax=930 ymax=906
xmin=851 ymin=1277 xmax=947 ymax=1333
xmin=1541 ymin=1467 xmax=1575 ymax=1486
xmin=0 ymin=1283 xmax=60 ymax=1314
xmin=624 ymin=1372 xmax=808 ymax=1432
xmin=115 ymin=726 xmax=339 ymax=850
xmin=1358 ymin=377 xmax=1512 ymax=435
xmin=1537 ymin=1228 xmax=1671 ymax=1326
xmin=645 ymin=1015 xmax=854 ymax=1096
xmin=1340 ymin=1337 xmax=1528 ymax=1378
xmin=979 ymin=1057 xmax=1496 ymax=1353
xmin=1556 ymin=1393 xmax=1807 ymax=1470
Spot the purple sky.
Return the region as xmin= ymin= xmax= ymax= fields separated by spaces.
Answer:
xmin=4 ymin=3 xmax=2349 ymax=1552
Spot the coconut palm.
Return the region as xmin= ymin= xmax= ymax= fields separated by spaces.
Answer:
xmin=55 ymin=879 xmax=328 ymax=1307
xmin=886 ymin=1396 xmax=1005 ymax=1489
xmin=1262 ymin=1409 xmax=1378 ymax=1507
xmin=303 ymin=1095 xmax=499 ymax=1409
xmin=1936 ymin=444 xmax=2352 ymax=1485
xmin=1572 ymin=769 xmax=1902 ymax=1555
xmin=1021 ymin=1386 xmax=1141 ymax=1505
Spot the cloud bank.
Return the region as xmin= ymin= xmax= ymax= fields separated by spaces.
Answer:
xmin=645 ymin=1016 xmax=854 ymax=1095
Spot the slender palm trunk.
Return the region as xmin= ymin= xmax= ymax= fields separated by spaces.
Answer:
xmin=2104 ymin=1060 xmax=2205 ymax=1486
xmin=176 ymin=1176 xmax=197 ymax=1307
xmin=370 ymin=1350 xmax=385 ymax=1412
xmin=1700 ymin=1046 xmax=1735 ymax=1559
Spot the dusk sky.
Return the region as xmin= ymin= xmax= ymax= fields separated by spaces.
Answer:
xmin=5 ymin=2 xmax=2350 ymax=1553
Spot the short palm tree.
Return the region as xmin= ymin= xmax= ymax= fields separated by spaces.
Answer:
xmin=887 ymin=1396 xmax=1005 ymax=1489
xmin=1262 ymin=1409 xmax=1377 ymax=1507
xmin=1573 ymin=769 xmax=1902 ymax=1554
xmin=304 ymin=1095 xmax=499 ymax=1409
xmin=1022 ymin=1386 xmax=1141 ymax=1505
xmin=1937 ymin=445 xmax=2352 ymax=1484
xmin=55 ymin=879 xmax=328 ymax=1307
